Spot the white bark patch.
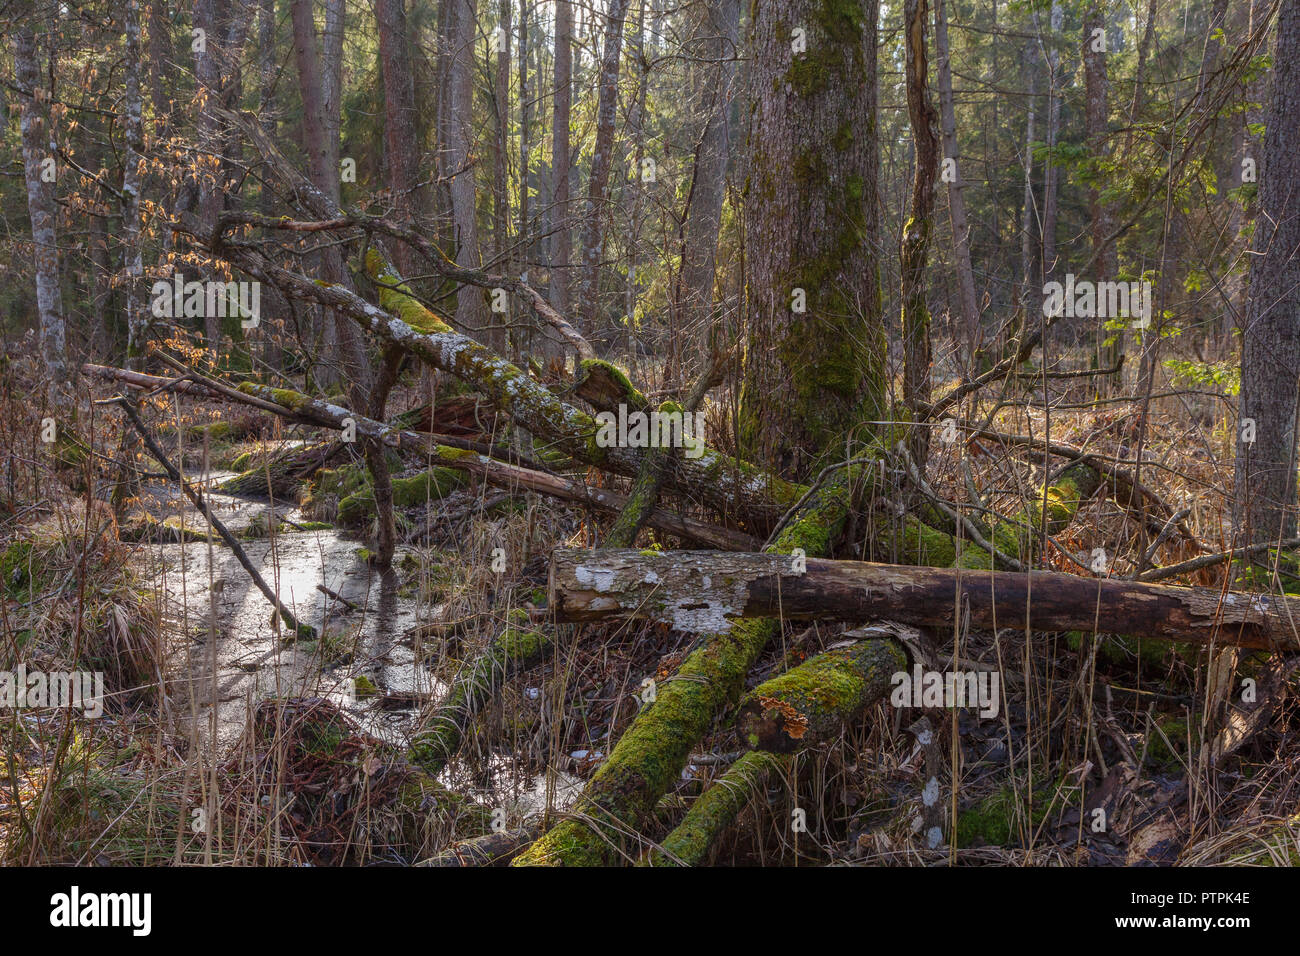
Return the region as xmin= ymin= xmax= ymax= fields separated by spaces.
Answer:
xmin=574 ymin=566 xmax=617 ymax=593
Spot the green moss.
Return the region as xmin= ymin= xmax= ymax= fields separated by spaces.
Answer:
xmin=646 ymin=751 xmax=787 ymax=866
xmin=354 ymin=675 xmax=380 ymax=699
xmin=186 ymin=421 xmax=235 ymax=442
xmin=236 ymin=381 xmax=313 ymax=411
xmin=955 ymin=781 xmax=1063 ymax=848
xmin=738 ymin=639 xmax=905 ymax=752
xmin=336 ymin=467 xmax=465 ymax=526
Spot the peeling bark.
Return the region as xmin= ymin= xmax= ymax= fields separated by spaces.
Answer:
xmin=549 ymin=548 xmax=1300 ymax=651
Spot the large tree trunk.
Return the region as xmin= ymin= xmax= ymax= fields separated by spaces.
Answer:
xmin=576 ymin=0 xmax=632 ymax=337
xmin=13 ymin=25 xmax=67 ymax=403
xmin=739 ymin=0 xmax=884 ymax=478
xmin=1235 ymin=0 xmax=1300 ymax=544
xmin=548 ymin=549 xmax=1300 ymax=651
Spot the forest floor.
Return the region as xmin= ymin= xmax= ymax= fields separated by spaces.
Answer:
xmin=2 ymin=345 xmax=1299 ymax=866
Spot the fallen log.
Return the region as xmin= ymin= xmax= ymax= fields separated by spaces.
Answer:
xmin=409 ymin=610 xmax=552 ymax=775
xmin=735 ymin=637 xmax=907 ymax=752
xmin=193 ymin=110 xmax=801 ymax=530
xmin=644 ymin=750 xmax=788 ymax=866
xmin=513 ymin=460 xmax=877 ymax=866
xmin=418 ymin=827 xmax=541 ymax=867
xmin=548 ymin=549 xmax=1300 ymax=651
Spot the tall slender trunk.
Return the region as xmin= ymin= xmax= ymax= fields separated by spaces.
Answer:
xmin=576 ymin=0 xmax=632 ymax=339
xmin=290 ymin=0 xmax=370 ymax=399
xmin=902 ymin=0 xmax=939 ymax=473
xmin=122 ymin=0 xmax=148 ymax=368
xmin=377 ymin=0 xmax=423 ymax=276
xmin=14 ymin=26 xmax=67 ymax=403
xmin=550 ymin=0 xmax=572 ymax=317
xmin=442 ymin=0 xmax=491 ymax=339
xmin=1084 ymin=1 xmax=1118 ymax=387
xmin=1018 ymin=35 xmax=1039 ymax=316
xmin=1234 ymin=0 xmax=1300 ymax=544
xmin=1040 ymin=0 xmax=1062 ymax=285
xmin=491 ymin=0 xmax=512 ymax=350
xmin=933 ymin=0 xmax=978 ymax=366
xmin=675 ymin=0 xmax=740 ymax=355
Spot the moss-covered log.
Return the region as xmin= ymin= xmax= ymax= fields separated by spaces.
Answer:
xmin=410 ymin=610 xmax=552 ymax=774
xmin=217 ymin=440 xmax=343 ymax=499
xmin=643 ymin=751 xmax=788 ymax=866
xmin=736 ymin=639 xmax=906 ymax=752
xmin=355 ymin=251 xmax=803 ymax=530
xmin=954 ymin=461 xmax=1102 ymax=570
xmin=548 ymin=548 xmax=1300 ymax=650
xmin=513 ymin=461 xmax=873 ymax=866
xmin=335 ymin=467 xmax=466 ymax=526
xmin=570 ymin=357 xmax=649 ymax=413
xmin=419 ymin=827 xmax=541 ymax=867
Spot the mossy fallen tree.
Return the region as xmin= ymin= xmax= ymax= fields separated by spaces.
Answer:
xmin=190 ymin=117 xmax=802 ymax=532
xmin=410 ymin=609 xmax=552 ymax=775
xmin=570 ymin=357 xmax=649 ymax=413
xmin=335 ymin=467 xmax=466 ymax=526
xmin=209 ymin=236 xmax=803 ymax=528
xmin=418 ymin=827 xmax=541 ymax=867
xmin=356 ymin=251 xmax=802 ymax=530
xmin=512 ymin=460 xmax=877 ymax=866
xmin=736 ymin=638 xmax=907 ymax=752
xmin=548 ymin=548 xmax=1300 ymax=651
xmin=643 ymin=750 xmax=789 ymax=866
xmin=218 ymin=441 xmax=344 ymax=499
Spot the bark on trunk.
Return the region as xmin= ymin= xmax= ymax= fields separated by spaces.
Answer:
xmin=442 ymin=0 xmax=492 ymax=341
xmin=377 ymin=0 xmax=423 ymax=276
xmin=901 ymin=0 xmax=939 ymax=472
xmin=674 ymin=0 xmax=740 ymax=353
xmin=1234 ymin=0 xmax=1300 ymax=544
xmin=576 ymin=0 xmax=632 ymax=336
xmin=14 ymin=26 xmax=68 ymax=403
xmin=933 ymin=0 xmax=979 ymax=366
xmin=121 ymin=0 xmax=148 ymax=367
xmin=549 ymin=548 xmax=1300 ymax=651
xmin=738 ymin=0 xmax=884 ymax=478
xmin=550 ymin=0 xmax=573 ymax=317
